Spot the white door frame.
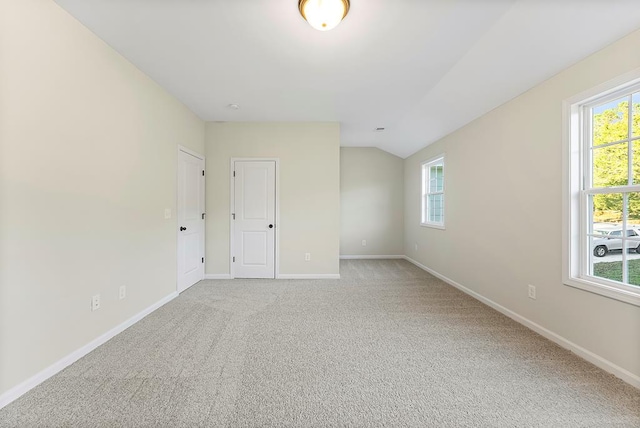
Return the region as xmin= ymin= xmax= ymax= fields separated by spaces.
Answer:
xmin=229 ymin=158 xmax=280 ymax=279
xmin=177 ymin=145 xmax=205 ymax=292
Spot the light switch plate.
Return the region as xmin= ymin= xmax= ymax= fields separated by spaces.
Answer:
xmin=164 ymin=208 xmax=171 ymax=219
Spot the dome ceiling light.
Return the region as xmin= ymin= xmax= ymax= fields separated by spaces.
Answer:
xmin=298 ymin=0 xmax=350 ymax=31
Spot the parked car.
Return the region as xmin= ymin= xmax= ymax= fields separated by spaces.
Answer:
xmin=592 ymin=227 xmax=640 ymax=257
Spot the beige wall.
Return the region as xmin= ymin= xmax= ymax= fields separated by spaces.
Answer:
xmin=340 ymin=148 xmax=404 ymax=256
xmin=0 ymin=0 xmax=205 ymax=397
xmin=404 ymin=29 xmax=640 ymax=380
xmin=205 ymin=122 xmax=340 ymax=276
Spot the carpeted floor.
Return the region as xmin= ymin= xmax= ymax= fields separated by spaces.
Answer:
xmin=1 ymin=259 xmax=639 ymax=427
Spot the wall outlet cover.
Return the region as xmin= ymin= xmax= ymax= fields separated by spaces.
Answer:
xmin=91 ymin=294 xmax=101 ymax=311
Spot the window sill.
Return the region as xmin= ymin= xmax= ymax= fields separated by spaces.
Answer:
xmin=564 ymin=276 xmax=640 ymax=307
xmin=420 ymin=223 xmax=445 ymax=230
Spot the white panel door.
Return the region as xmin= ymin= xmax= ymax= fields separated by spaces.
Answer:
xmin=234 ymin=161 xmax=276 ymax=279
xmin=178 ymin=150 xmax=205 ymax=292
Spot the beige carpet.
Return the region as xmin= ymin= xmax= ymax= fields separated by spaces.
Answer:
xmin=1 ymin=259 xmax=639 ymax=427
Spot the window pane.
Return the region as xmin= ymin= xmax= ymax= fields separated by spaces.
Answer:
xmin=627 ymin=195 xmax=640 ymax=288
xmin=627 ymin=260 xmax=640 ymax=287
xmin=592 ymin=143 xmax=628 ymax=188
xmin=633 ymin=92 xmax=639 ymax=138
xmin=428 ymin=194 xmax=443 ymax=223
xmin=634 ymin=141 xmax=640 ymax=185
xmin=592 ymin=193 xmax=623 ymax=228
xmin=590 ymin=193 xmax=640 ymax=287
xmin=630 ymin=191 xmax=640 ymax=226
xmin=430 ymin=165 xmax=443 ymax=193
xmin=593 ymin=97 xmax=629 ymax=145
xmin=590 ymin=193 xmax=622 ymax=285
xmin=591 ymin=238 xmax=623 ymax=282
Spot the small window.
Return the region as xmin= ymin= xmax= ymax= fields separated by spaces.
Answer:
xmin=564 ymin=73 xmax=640 ymax=307
xmin=421 ymin=155 xmax=445 ymax=229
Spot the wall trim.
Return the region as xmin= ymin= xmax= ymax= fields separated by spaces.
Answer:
xmin=204 ymin=274 xmax=233 ymax=280
xmin=402 ymin=255 xmax=640 ymax=389
xmin=206 ymin=274 xmax=341 ymax=280
xmin=277 ymin=274 xmax=341 ymax=280
xmin=0 ymin=292 xmax=179 ymax=410
xmin=339 ymin=255 xmax=405 ymax=260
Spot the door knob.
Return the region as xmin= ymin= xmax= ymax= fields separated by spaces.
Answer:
xmin=180 ymin=226 xmax=187 ymax=231
xmin=268 ymin=224 xmax=274 ymax=229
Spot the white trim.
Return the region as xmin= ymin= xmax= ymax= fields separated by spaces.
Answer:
xmin=230 ymin=158 xmax=280 ymax=280
xmin=276 ymin=274 xmax=341 ymax=279
xmin=564 ymin=277 xmax=640 ymax=307
xmin=339 ymin=255 xmax=405 ymax=260
xmin=420 ymin=223 xmax=446 ymax=230
xmin=562 ymin=69 xmax=640 ymax=307
xmin=563 ymin=66 xmax=640 ymax=106
xmin=0 ymin=292 xmax=179 ymax=410
xmin=402 ymin=256 xmax=640 ymax=389
xmin=204 ymin=274 xmax=233 ymax=280
xmin=421 ymin=154 xmax=446 ymax=229
xmin=177 ymin=145 xmax=206 ymax=293
xmin=177 ymin=145 xmax=205 ymax=161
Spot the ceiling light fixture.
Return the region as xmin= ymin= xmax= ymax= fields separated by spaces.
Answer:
xmin=298 ymin=0 xmax=350 ymax=32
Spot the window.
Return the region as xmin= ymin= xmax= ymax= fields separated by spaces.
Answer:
xmin=565 ymin=73 xmax=640 ymax=306
xmin=421 ymin=155 xmax=445 ymax=229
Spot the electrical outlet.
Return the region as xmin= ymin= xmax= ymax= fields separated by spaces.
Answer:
xmin=305 ymin=253 xmax=311 ymax=261
xmin=91 ymin=294 xmax=101 ymax=311
xmin=362 ymin=240 xmax=367 ymax=247
xmin=119 ymin=285 xmax=126 ymax=300
xmin=164 ymin=208 xmax=172 ymax=219
xmin=528 ymin=284 xmax=536 ymax=300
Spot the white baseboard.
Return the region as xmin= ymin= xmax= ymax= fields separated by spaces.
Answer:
xmin=0 ymin=292 xmax=179 ymax=410
xmin=205 ymin=274 xmax=340 ymax=280
xmin=277 ymin=274 xmax=341 ymax=280
xmin=402 ymin=256 xmax=640 ymax=389
xmin=339 ymin=255 xmax=405 ymax=260
xmin=204 ymin=274 xmax=233 ymax=280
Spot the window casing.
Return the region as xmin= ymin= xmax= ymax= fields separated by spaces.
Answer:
xmin=565 ymin=73 xmax=640 ymax=307
xmin=421 ymin=155 xmax=445 ymax=229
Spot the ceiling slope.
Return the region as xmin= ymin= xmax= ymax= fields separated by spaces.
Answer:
xmin=54 ymin=0 xmax=640 ymax=158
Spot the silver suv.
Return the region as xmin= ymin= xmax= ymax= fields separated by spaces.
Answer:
xmin=593 ymin=228 xmax=640 ymax=257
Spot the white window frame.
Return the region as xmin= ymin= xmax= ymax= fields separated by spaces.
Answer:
xmin=421 ymin=154 xmax=445 ymax=229
xmin=563 ymin=68 xmax=640 ymax=307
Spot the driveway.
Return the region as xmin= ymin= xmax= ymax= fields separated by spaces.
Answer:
xmin=594 ymin=251 xmax=640 ymax=262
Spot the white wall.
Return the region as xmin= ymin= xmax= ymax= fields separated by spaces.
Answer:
xmin=340 ymin=148 xmax=404 ymax=257
xmin=0 ymin=0 xmax=205 ymax=397
xmin=205 ymin=122 xmax=340 ymax=276
xmin=404 ymin=29 xmax=640 ymax=381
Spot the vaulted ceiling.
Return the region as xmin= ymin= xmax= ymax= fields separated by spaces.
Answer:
xmin=55 ymin=0 xmax=640 ymax=158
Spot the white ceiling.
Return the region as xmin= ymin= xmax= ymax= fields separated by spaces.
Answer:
xmin=54 ymin=0 xmax=640 ymax=158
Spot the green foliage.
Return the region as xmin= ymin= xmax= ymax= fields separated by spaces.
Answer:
xmin=592 ymin=99 xmax=640 ymax=222
xmin=593 ymin=258 xmax=640 ymax=287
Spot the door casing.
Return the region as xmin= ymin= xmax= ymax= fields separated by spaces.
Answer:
xmin=230 ymin=158 xmax=280 ymax=279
